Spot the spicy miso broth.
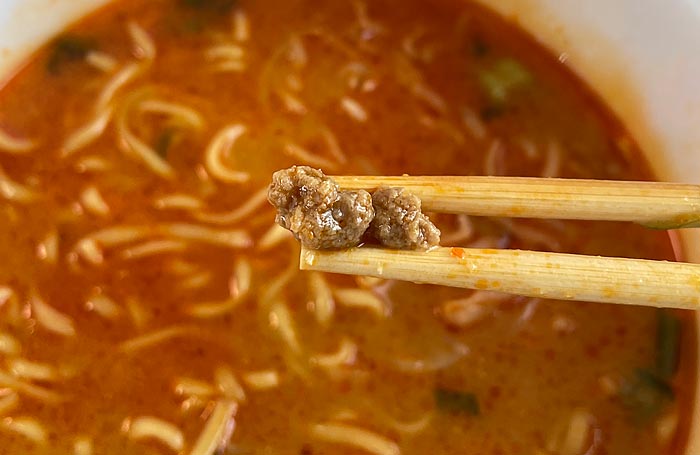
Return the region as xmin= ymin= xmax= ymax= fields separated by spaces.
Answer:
xmin=0 ymin=0 xmax=695 ymax=454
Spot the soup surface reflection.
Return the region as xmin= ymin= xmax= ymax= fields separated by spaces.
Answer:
xmin=0 ymin=0 xmax=695 ymax=454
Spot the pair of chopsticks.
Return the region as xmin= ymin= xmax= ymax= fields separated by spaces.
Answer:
xmin=300 ymin=176 xmax=700 ymax=310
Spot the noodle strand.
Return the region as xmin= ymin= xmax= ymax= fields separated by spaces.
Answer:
xmin=0 ymin=127 xmax=35 ymax=154
xmin=189 ymin=400 xmax=238 ymax=455
xmin=204 ymin=124 xmax=250 ymax=184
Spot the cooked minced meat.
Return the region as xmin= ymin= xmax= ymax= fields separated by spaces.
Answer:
xmin=369 ymin=187 xmax=441 ymax=250
xmin=268 ymin=167 xmax=441 ymax=250
xmin=268 ymin=166 xmax=374 ymax=249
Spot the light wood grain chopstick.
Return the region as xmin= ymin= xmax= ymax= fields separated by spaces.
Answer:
xmin=300 ymin=246 xmax=700 ymax=310
xmin=332 ymin=176 xmax=700 ymax=229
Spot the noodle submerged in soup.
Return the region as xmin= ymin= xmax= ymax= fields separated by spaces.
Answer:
xmin=0 ymin=0 xmax=695 ymax=454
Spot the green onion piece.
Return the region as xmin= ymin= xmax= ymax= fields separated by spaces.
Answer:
xmin=174 ymin=0 xmax=238 ymax=34
xmin=479 ymin=105 xmax=504 ymax=121
xmin=470 ymin=36 xmax=489 ymax=57
xmin=181 ymin=18 xmax=205 ymax=34
xmin=477 ymin=58 xmax=532 ymax=105
xmin=620 ymin=369 xmax=673 ymax=423
xmin=179 ymin=0 xmax=237 ymax=12
xmin=47 ymin=35 xmax=95 ymax=75
xmin=154 ymin=129 xmax=178 ymax=159
xmin=656 ymin=309 xmax=681 ymax=379
xmin=434 ymin=388 xmax=480 ymax=416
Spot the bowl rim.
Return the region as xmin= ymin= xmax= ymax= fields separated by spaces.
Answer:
xmin=471 ymin=1 xmax=700 ymax=451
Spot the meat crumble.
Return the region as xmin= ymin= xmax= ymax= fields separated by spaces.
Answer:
xmin=268 ymin=166 xmax=374 ymax=249
xmin=268 ymin=166 xmax=441 ymax=250
xmin=369 ymin=186 xmax=441 ymax=250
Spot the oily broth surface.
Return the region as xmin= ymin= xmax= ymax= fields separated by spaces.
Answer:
xmin=0 ymin=0 xmax=693 ymax=454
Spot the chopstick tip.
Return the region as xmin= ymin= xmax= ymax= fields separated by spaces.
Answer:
xmin=299 ymin=246 xmax=317 ymax=270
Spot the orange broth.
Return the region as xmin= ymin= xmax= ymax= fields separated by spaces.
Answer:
xmin=0 ymin=0 xmax=695 ymax=454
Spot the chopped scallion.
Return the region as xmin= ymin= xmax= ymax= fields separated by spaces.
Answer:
xmin=434 ymin=388 xmax=480 ymax=416
xmin=174 ymin=0 xmax=238 ymax=34
xmin=620 ymin=369 xmax=673 ymax=424
xmin=470 ymin=36 xmax=489 ymax=57
xmin=477 ymin=58 xmax=532 ymax=105
xmin=47 ymin=35 xmax=95 ymax=75
xmin=179 ymin=0 xmax=237 ymax=13
xmin=656 ymin=309 xmax=681 ymax=380
xmin=154 ymin=128 xmax=178 ymax=159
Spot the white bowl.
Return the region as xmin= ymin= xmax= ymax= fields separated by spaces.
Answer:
xmin=473 ymin=2 xmax=700 ymax=451
xmin=0 ymin=0 xmax=697 ymax=452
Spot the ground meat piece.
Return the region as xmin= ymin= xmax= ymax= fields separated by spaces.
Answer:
xmin=268 ymin=167 xmax=440 ymax=250
xmin=268 ymin=166 xmax=374 ymax=249
xmin=369 ymin=187 xmax=441 ymax=250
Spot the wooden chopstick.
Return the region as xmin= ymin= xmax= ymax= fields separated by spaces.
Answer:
xmin=332 ymin=176 xmax=700 ymax=229
xmin=294 ymin=175 xmax=700 ymax=309
xmin=300 ymin=246 xmax=700 ymax=310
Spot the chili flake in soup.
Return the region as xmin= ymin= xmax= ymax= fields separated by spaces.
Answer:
xmin=0 ymin=0 xmax=695 ymax=454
